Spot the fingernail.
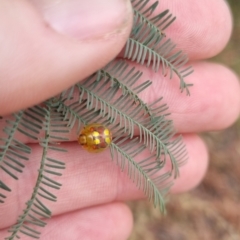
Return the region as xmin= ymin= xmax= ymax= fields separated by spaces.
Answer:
xmin=32 ymin=0 xmax=132 ymax=40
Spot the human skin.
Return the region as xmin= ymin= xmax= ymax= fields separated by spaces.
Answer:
xmin=0 ymin=0 xmax=240 ymax=239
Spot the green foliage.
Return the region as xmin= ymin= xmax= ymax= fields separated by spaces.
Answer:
xmin=0 ymin=0 xmax=192 ymax=239
xmin=129 ymin=0 xmax=193 ymax=94
xmin=6 ymin=106 xmax=67 ymax=240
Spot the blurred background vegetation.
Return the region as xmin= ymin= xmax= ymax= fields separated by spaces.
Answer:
xmin=129 ymin=1 xmax=240 ymax=239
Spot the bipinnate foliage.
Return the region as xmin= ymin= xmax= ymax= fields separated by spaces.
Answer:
xmin=0 ymin=0 xmax=192 ymax=239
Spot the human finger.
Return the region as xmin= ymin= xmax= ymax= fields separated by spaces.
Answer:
xmin=137 ymin=61 xmax=240 ymax=133
xmin=0 ymin=134 xmax=208 ymax=229
xmin=0 ymin=0 xmax=132 ymax=116
xmin=1 ymin=60 xmax=239 ymax=144
xmin=149 ymin=0 xmax=233 ymax=60
xmin=0 ymin=202 xmax=133 ymax=240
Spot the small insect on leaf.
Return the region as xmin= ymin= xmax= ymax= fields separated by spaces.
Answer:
xmin=78 ymin=123 xmax=112 ymax=153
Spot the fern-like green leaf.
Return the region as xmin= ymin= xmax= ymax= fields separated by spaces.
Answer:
xmin=0 ymin=107 xmax=45 ymax=203
xmin=132 ymin=0 xmax=176 ymax=36
xmin=125 ymin=0 xmax=193 ymax=94
xmin=6 ymin=106 xmax=67 ymax=240
xmin=110 ymin=132 xmax=173 ymax=212
xmin=76 ymin=68 xmax=181 ymax=168
xmin=2 ymin=1 xmax=194 ymax=238
xmin=51 ymin=59 xmax=188 ymax=209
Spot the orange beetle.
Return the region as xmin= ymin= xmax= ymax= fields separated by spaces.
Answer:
xmin=78 ymin=124 xmax=112 ymax=153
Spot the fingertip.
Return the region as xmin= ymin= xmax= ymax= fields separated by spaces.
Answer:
xmin=192 ymin=62 xmax=240 ymax=131
xmin=110 ymin=202 xmax=134 ymax=240
xmin=0 ymin=0 xmax=133 ymax=116
xmin=164 ymin=61 xmax=240 ymax=133
xmin=159 ymin=0 xmax=233 ymax=59
xmin=172 ymin=134 xmax=209 ymax=193
xmin=219 ymin=66 xmax=240 ymax=128
xmin=45 ymin=202 xmax=133 ymax=240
